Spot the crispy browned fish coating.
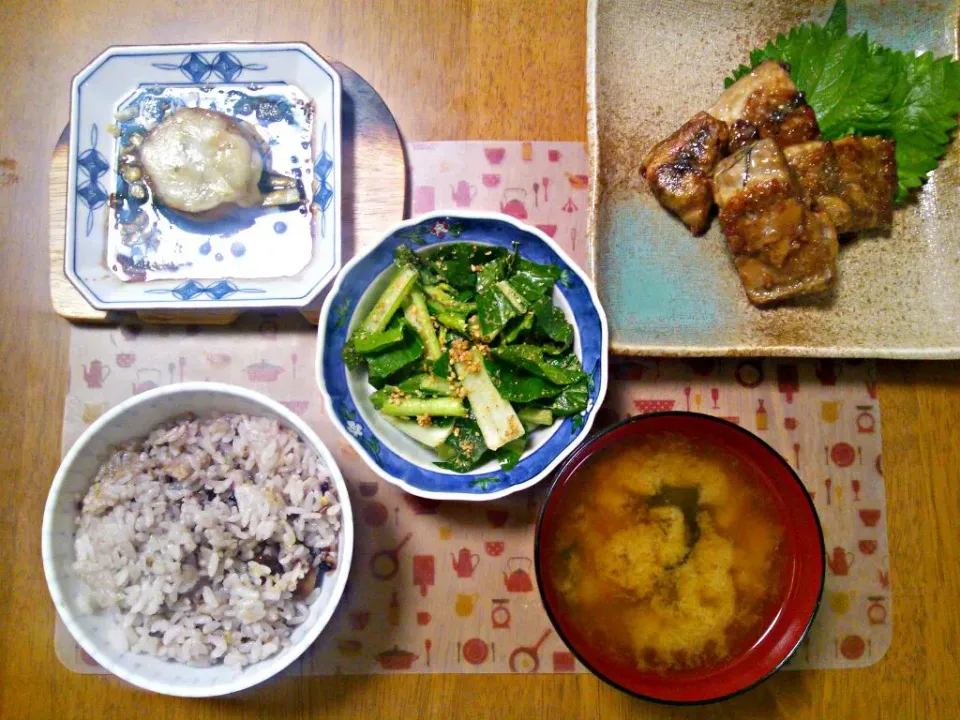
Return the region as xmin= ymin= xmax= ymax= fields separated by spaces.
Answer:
xmin=713 ymin=139 xmax=838 ymax=305
xmin=708 ymin=61 xmax=821 ymax=153
xmin=642 ymin=61 xmax=821 ymax=236
xmin=641 ymin=112 xmax=730 ymax=235
xmin=784 ymin=137 xmax=896 ymax=234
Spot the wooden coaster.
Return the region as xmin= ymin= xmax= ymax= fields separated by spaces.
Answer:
xmin=48 ymin=61 xmax=406 ymax=325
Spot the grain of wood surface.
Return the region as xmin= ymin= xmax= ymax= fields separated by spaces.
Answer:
xmin=0 ymin=1 xmax=957 ymax=718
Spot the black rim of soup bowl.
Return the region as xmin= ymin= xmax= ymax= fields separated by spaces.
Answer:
xmin=533 ymin=411 xmax=826 ymax=706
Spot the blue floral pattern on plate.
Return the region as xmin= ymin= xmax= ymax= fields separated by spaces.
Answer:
xmin=75 ymin=125 xmax=109 ymax=237
xmin=143 ymin=280 xmax=267 ymax=301
xmin=317 ymin=212 xmax=609 ymax=500
xmin=313 ymin=123 xmax=335 ymax=238
xmin=151 ymin=52 xmax=267 ymax=83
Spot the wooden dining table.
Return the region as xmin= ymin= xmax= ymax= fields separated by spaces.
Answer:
xmin=1 ymin=1 xmax=958 ymax=717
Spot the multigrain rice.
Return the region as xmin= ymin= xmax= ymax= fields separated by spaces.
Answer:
xmin=73 ymin=414 xmax=340 ymax=668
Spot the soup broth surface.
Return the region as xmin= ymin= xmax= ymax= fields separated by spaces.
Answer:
xmin=548 ymin=432 xmax=786 ymax=672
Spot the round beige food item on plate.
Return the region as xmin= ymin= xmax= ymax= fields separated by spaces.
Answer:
xmin=140 ymin=107 xmax=264 ymax=214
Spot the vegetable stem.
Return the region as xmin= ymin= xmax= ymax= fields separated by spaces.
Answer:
xmin=503 ymin=312 xmax=534 ymax=344
xmin=423 ymin=284 xmax=477 ymax=314
xmin=496 ymin=280 xmax=529 ymax=312
xmin=420 ymin=375 xmax=456 ymax=396
xmin=403 ymin=290 xmax=443 ymax=360
xmin=517 ymin=407 xmax=554 ymax=426
xmin=454 ymin=346 xmax=524 ymax=450
xmin=353 ymin=323 xmax=405 ymax=354
xmin=376 ymin=392 xmax=468 ymax=418
xmin=428 ymin=303 xmax=469 ymax=334
xmin=356 ymin=266 xmax=419 ymax=337
xmin=468 ymin=314 xmax=498 ymax=343
xmin=382 ymin=415 xmax=454 ymax=447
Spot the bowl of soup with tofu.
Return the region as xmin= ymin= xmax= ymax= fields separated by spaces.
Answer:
xmin=535 ymin=412 xmax=824 ymax=705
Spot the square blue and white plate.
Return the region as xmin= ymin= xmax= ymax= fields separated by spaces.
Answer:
xmin=66 ymin=43 xmax=341 ymax=310
xmin=316 ymin=211 xmax=609 ymax=501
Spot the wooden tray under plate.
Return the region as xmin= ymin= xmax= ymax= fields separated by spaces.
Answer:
xmin=49 ymin=61 xmax=406 ymax=325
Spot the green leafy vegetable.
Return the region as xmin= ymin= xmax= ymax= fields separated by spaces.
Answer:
xmin=454 ymin=287 xmax=476 ymax=303
xmin=879 ymin=49 xmax=960 ymax=201
xmin=491 ymin=345 xmax=586 ymax=386
xmin=366 ymin=327 xmax=424 ymax=381
xmin=431 ymin=351 xmax=451 ymax=378
xmin=531 ymin=296 xmax=574 ymax=347
xmin=477 ymin=284 xmax=523 ymax=337
xmin=435 ymin=420 xmax=490 ymax=472
xmin=536 ymin=379 xmax=589 ymax=417
xmin=507 ymin=258 xmax=562 ymax=303
xmin=353 ymin=243 xmax=590 ymax=474
xmin=485 ymin=358 xmax=563 ymax=403
xmin=425 ymin=244 xmax=478 ymax=289
xmin=502 ymin=312 xmax=535 ymax=344
xmin=725 ymin=0 xmax=960 ymax=202
xmin=495 ymin=438 xmax=527 ymax=471
xmin=476 ymin=256 xmax=510 ymax=294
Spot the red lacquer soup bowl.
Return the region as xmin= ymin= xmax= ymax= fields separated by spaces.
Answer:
xmin=535 ymin=412 xmax=825 ymax=705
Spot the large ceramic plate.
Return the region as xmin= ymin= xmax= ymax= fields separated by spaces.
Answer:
xmin=66 ymin=43 xmax=341 ymax=310
xmin=316 ymin=211 xmax=608 ymax=501
xmin=587 ymin=0 xmax=960 ymax=358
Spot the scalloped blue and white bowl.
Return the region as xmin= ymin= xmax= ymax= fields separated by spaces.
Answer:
xmin=316 ymin=211 xmax=609 ymax=500
xmin=42 ymin=383 xmax=354 ymax=697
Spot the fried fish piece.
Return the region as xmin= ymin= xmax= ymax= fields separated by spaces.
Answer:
xmin=640 ymin=112 xmax=730 ymax=235
xmin=708 ymin=61 xmax=820 ymax=153
xmin=713 ymin=139 xmax=838 ymax=305
xmin=784 ymin=136 xmax=896 ymax=234
xmin=642 ymin=60 xmax=821 ymax=236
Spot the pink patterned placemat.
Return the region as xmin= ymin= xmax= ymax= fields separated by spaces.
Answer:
xmin=405 ymin=141 xmax=589 ymax=268
xmin=56 ymin=142 xmax=890 ymax=676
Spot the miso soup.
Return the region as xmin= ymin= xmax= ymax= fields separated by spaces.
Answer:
xmin=546 ymin=432 xmax=786 ymax=672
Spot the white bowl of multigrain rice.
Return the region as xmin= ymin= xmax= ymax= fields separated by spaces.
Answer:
xmin=41 ymin=382 xmax=353 ymax=697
